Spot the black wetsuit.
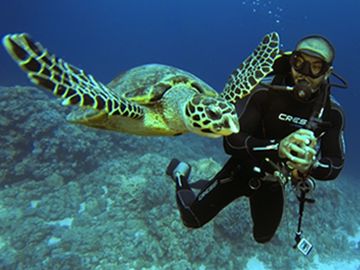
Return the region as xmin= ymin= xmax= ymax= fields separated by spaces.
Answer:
xmin=175 ymin=75 xmax=345 ymax=243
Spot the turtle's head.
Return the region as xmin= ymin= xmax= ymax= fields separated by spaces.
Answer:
xmin=184 ymin=94 xmax=240 ymax=138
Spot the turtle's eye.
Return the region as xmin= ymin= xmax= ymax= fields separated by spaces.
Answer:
xmin=206 ymin=105 xmax=221 ymax=120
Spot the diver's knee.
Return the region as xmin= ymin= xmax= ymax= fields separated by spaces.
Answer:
xmin=178 ymin=209 xmax=203 ymax=229
xmin=254 ymin=236 xmax=272 ymax=244
xmin=253 ymin=232 xmax=274 ymax=243
xmin=176 ymin=189 xmax=196 ymax=206
xmin=182 ymin=220 xmax=203 ymax=229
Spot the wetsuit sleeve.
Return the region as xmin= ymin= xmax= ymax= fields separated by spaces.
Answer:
xmin=310 ymin=105 xmax=345 ymax=180
xmin=223 ymin=90 xmax=280 ymax=163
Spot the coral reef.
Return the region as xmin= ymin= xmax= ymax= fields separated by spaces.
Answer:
xmin=0 ymin=86 xmax=359 ymax=269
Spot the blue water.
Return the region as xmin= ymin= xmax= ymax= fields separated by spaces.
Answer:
xmin=0 ymin=1 xmax=359 ymax=269
xmin=1 ymin=0 xmax=358 ymax=173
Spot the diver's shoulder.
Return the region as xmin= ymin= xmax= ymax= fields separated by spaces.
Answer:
xmin=328 ymin=95 xmax=345 ymax=124
xmin=329 ymin=95 xmax=344 ymax=112
xmin=251 ymin=86 xmax=270 ymax=98
xmin=234 ymin=86 xmax=269 ymax=114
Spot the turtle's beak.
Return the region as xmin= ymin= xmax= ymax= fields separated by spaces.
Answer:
xmin=219 ymin=115 xmax=239 ymax=136
xmin=227 ymin=115 xmax=240 ymax=134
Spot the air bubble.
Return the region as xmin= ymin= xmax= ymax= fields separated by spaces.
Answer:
xmin=240 ymin=0 xmax=283 ymax=25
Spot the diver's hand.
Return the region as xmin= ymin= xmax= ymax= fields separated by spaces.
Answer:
xmin=278 ymin=129 xmax=317 ymax=173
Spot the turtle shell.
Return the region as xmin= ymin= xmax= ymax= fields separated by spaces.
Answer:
xmin=107 ymin=64 xmax=218 ymax=104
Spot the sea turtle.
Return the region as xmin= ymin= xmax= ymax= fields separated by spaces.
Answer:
xmin=2 ymin=32 xmax=279 ymax=138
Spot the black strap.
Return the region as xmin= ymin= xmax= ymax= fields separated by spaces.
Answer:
xmin=329 ymin=71 xmax=349 ymax=89
xmin=293 ymin=190 xmax=306 ymax=248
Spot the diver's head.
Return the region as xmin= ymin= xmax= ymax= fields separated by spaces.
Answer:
xmin=290 ymin=35 xmax=335 ymax=96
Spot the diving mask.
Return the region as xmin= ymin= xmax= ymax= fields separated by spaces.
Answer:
xmin=290 ymin=51 xmax=331 ymax=79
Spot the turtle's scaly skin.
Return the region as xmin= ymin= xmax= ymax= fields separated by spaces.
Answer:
xmin=222 ymin=32 xmax=279 ymax=102
xmin=2 ymin=32 xmax=279 ymax=138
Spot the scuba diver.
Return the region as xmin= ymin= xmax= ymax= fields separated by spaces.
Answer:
xmin=166 ymin=35 xmax=346 ymax=245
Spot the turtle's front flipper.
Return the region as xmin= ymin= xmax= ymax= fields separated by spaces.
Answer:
xmin=2 ymin=33 xmax=144 ymax=119
xmin=221 ymin=32 xmax=280 ymax=103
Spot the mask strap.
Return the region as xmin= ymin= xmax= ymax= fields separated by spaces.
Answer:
xmin=329 ymin=71 xmax=348 ymax=89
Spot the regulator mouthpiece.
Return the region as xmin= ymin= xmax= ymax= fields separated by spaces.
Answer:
xmin=294 ymin=80 xmax=313 ymax=101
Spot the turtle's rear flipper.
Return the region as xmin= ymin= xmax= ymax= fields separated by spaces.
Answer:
xmin=2 ymin=33 xmax=144 ymax=120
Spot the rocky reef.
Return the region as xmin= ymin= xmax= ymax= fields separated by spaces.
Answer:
xmin=0 ymin=86 xmax=359 ymax=270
